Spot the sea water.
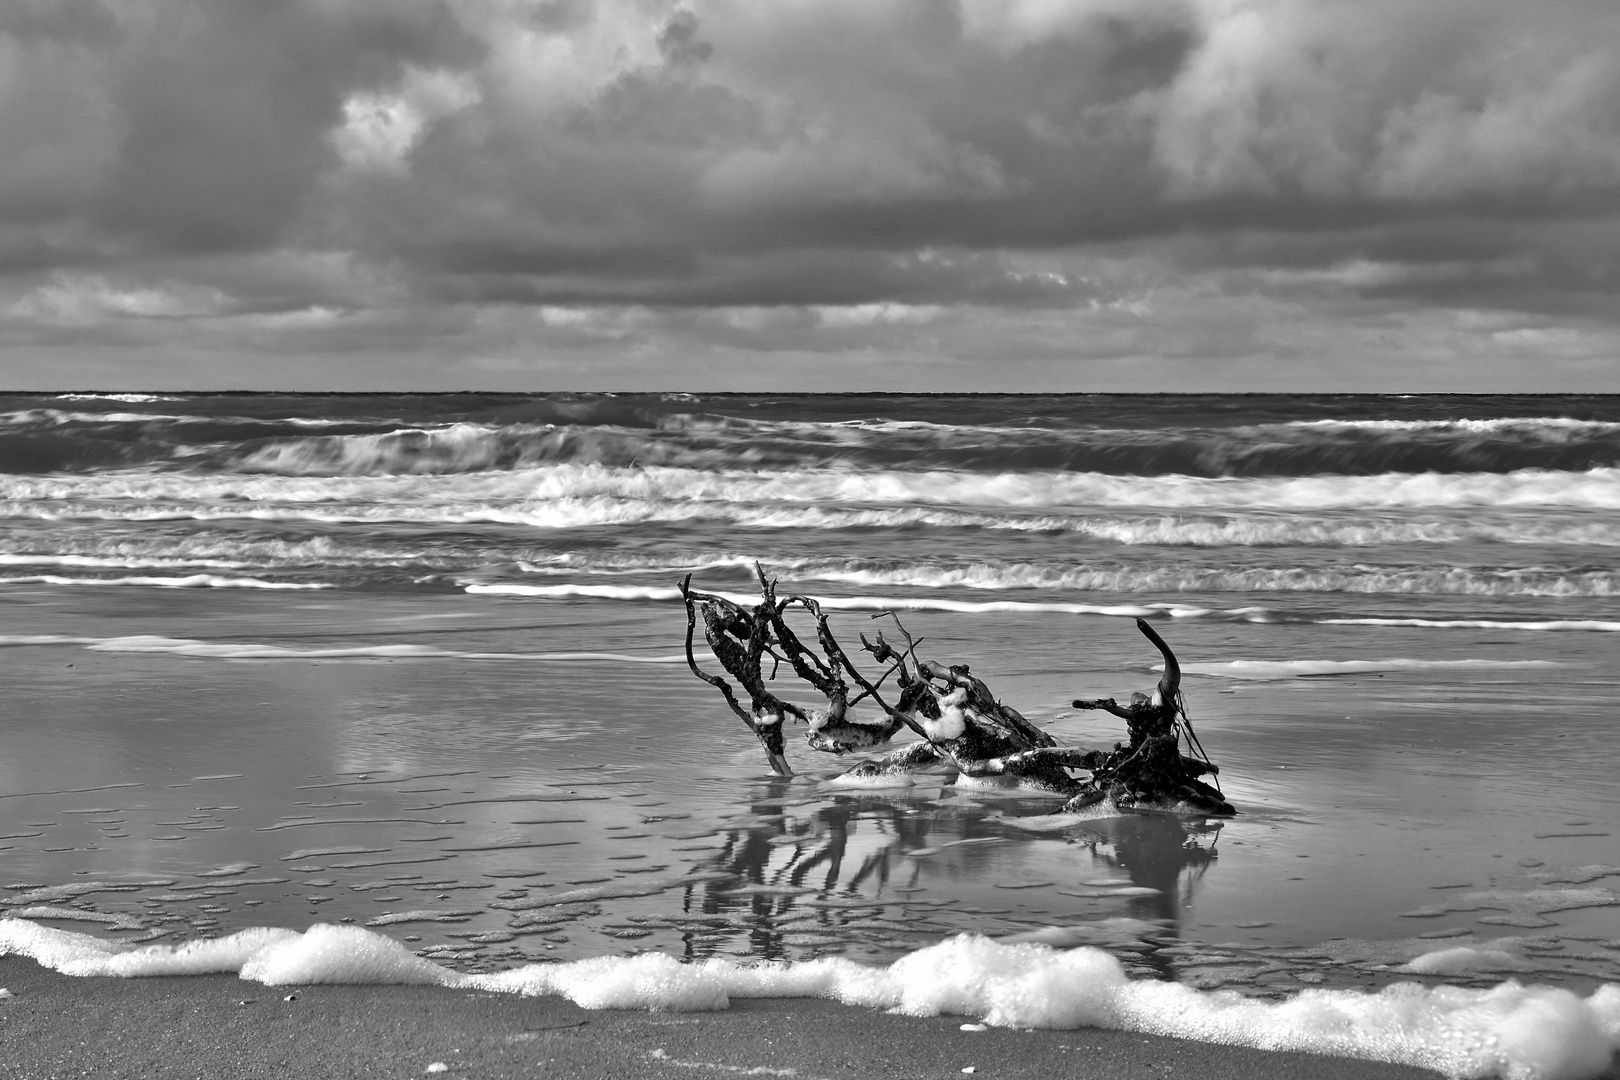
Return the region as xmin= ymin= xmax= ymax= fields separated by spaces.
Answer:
xmin=1 ymin=392 xmax=1618 ymax=1078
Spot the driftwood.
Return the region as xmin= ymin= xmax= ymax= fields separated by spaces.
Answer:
xmin=679 ymin=566 xmax=1234 ymax=816
xmin=1069 ymin=619 xmax=1233 ymax=815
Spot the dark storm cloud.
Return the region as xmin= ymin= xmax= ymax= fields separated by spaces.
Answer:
xmin=1 ymin=0 xmax=1617 ymax=388
xmin=418 ymin=245 xmax=1082 ymax=309
xmin=301 ymin=0 xmax=1618 ymax=312
xmin=0 ymin=0 xmax=481 ymax=254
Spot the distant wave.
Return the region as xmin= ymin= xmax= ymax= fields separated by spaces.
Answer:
xmin=167 ymin=416 xmax=1620 ymax=477
xmin=735 ymin=561 xmax=1620 ymax=599
xmin=0 ymin=408 xmax=377 ymax=431
xmin=5 ymin=495 xmax=1616 ymax=546
xmin=1323 ymin=617 xmax=1620 ymax=632
xmin=51 ymin=393 xmax=183 ymax=402
xmin=79 ymin=635 xmax=688 ymax=662
xmin=0 ymin=409 xmax=197 ymax=427
xmin=465 ymin=582 xmax=1168 ymax=618
xmin=0 ymin=574 xmax=330 ymax=590
xmin=0 ymin=554 xmax=251 ymax=570
xmin=6 ymin=552 xmax=1613 ymax=599
xmin=514 ymin=554 xmax=1620 ymax=599
xmin=4 ymin=464 xmax=1619 ymax=518
xmin=0 ymin=634 xmax=103 ymax=647
xmin=1286 ymin=416 xmax=1620 ymax=436
xmin=230 ymin=423 xmax=677 ymax=477
xmin=0 ymin=633 xmax=688 ymax=662
xmin=3 ymin=395 xmax=1617 ymax=477
xmin=1182 ymin=658 xmax=1567 ymax=680
xmin=466 ymin=583 xmax=1620 ymax=632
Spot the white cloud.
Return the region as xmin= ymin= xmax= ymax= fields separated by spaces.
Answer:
xmin=813 ymin=302 xmax=944 ymax=328
xmin=332 ymin=68 xmax=480 ymax=172
xmin=11 ymin=273 xmax=230 ymax=326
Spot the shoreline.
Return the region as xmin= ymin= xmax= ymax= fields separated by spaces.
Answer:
xmin=0 ymin=957 xmax=1454 ymax=1080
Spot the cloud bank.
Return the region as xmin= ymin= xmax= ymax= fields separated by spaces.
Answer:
xmin=1 ymin=0 xmax=1617 ymax=388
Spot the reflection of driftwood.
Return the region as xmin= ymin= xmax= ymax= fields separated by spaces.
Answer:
xmin=683 ymin=773 xmax=1223 ymax=965
xmin=680 ymin=566 xmax=1234 ymax=816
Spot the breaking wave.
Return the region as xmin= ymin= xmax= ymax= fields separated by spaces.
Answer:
xmin=5 ymin=545 xmax=1617 ymax=600
xmin=3 ymin=393 xmax=1618 ymax=477
xmin=0 ymin=574 xmax=330 ymax=590
xmin=3 ymin=465 xmax=1619 ymax=523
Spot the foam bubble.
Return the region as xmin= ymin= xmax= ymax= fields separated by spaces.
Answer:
xmin=1398 ymin=946 xmax=1526 ymax=976
xmin=470 ymin=951 xmax=732 ymax=1010
xmin=918 ymin=688 xmax=968 ymax=742
xmin=238 ymin=924 xmax=455 ymax=986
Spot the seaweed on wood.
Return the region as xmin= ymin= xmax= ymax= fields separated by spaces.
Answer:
xmin=679 ymin=565 xmax=1235 ymax=816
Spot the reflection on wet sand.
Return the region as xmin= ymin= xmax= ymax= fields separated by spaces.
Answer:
xmin=1061 ymin=813 xmax=1223 ymax=980
xmin=681 ymin=774 xmax=1225 ymax=976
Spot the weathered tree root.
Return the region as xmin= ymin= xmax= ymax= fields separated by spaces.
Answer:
xmin=1069 ymin=619 xmax=1235 ymax=816
xmin=678 ymin=567 xmax=905 ymax=776
xmin=680 ymin=566 xmax=1235 ymax=816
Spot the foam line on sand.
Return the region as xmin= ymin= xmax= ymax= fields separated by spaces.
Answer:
xmin=2 ymin=922 xmax=1618 ymax=1079
xmin=0 ymin=955 xmax=1449 ymax=1080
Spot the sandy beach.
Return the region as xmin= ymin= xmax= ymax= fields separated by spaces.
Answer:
xmin=0 ymin=956 xmax=1464 ymax=1080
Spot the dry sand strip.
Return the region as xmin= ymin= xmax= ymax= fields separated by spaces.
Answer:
xmin=0 ymin=957 xmax=1461 ymax=1080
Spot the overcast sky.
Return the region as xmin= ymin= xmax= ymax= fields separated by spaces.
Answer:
xmin=1 ymin=0 xmax=1617 ymax=391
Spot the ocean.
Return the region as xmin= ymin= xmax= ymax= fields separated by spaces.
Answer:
xmin=1 ymin=392 xmax=1617 ymax=1077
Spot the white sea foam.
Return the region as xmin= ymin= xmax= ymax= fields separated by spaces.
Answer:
xmin=237 ymin=423 xmax=534 ymax=476
xmin=0 ymin=574 xmax=330 ymax=590
xmin=1 ymin=920 xmax=1615 ymax=1079
xmin=76 ymin=635 xmax=686 ymax=663
xmin=0 ymin=634 xmax=103 ymax=647
xmin=918 ymin=687 xmax=969 ymax=742
xmin=0 ymin=408 xmax=195 ymax=427
xmin=467 ymin=584 xmax=1620 ymax=633
xmin=0 ymin=633 xmax=684 ymax=663
xmin=8 ymin=497 xmax=1616 ymax=548
xmin=466 ymin=582 xmax=1163 ymax=618
xmin=822 ymin=769 xmax=923 ymax=790
xmin=1398 ymin=946 xmax=1529 ymax=976
xmin=773 ymin=561 xmax=1620 ymax=598
xmin=4 ymin=465 xmax=1618 ymax=521
xmin=3 ymin=404 xmax=381 ymax=427
xmin=7 ymin=557 xmax=1618 ymax=600
xmin=1182 ymin=659 xmax=1568 ymax=681
xmin=1285 ymin=417 xmax=1620 ymax=437
xmin=50 ymin=393 xmax=183 ymax=403
xmin=0 ymin=554 xmax=250 ymax=570
xmin=1325 ymin=618 xmax=1620 ymax=633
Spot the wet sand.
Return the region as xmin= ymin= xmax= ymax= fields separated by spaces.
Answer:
xmin=0 ymin=956 xmax=1453 ymax=1080
xmin=3 ymin=588 xmax=1620 ymax=1079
